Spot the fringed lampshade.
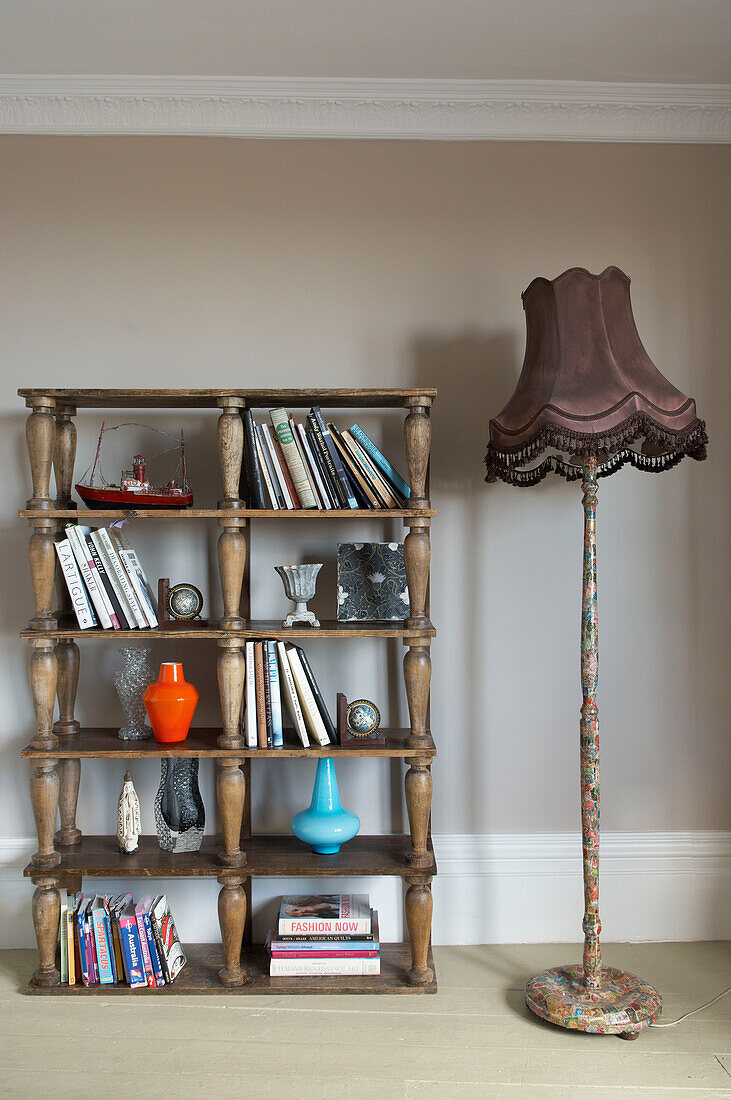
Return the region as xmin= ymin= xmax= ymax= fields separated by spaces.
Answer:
xmin=485 ymin=267 xmax=707 ymax=1039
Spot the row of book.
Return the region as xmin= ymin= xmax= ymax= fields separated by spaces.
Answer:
xmin=55 ymin=523 xmax=158 ymax=630
xmin=58 ymin=891 xmax=185 ymax=987
xmin=267 ymin=894 xmax=380 ymax=976
xmin=239 ymin=640 xmax=336 ymax=748
xmin=241 ymin=406 xmax=411 ymax=510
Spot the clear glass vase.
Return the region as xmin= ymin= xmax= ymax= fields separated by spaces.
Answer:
xmin=113 ymin=647 xmax=154 ymax=740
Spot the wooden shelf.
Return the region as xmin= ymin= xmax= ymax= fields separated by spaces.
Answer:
xmin=19 ymin=388 xmax=436 ymax=409
xmin=25 ymin=943 xmax=437 ymax=995
xmin=24 ymin=834 xmax=436 ymax=879
xmin=21 ymin=619 xmax=436 ymax=641
xmin=22 ymin=727 xmax=436 ymax=759
xmin=20 ymin=507 xmax=434 ymax=520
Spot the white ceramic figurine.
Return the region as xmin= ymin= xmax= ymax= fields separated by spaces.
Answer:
xmin=117 ymin=770 xmax=141 ymax=854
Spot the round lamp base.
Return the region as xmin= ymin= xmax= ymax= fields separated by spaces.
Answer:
xmin=525 ymin=965 xmax=662 ymax=1037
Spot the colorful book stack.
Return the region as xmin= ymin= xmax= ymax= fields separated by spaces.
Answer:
xmin=267 ymin=894 xmax=380 ymax=976
xmin=55 ymin=524 xmax=158 ymax=630
xmin=58 ymin=891 xmax=186 ymax=987
xmin=240 ymin=406 xmax=411 ymax=510
xmin=239 ymin=641 xmax=337 ymax=748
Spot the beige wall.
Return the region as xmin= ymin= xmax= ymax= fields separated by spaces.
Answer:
xmin=1 ymin=138 xmax=728 ymax=859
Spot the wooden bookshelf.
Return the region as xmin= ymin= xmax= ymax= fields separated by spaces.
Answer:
xmin=20 ymin=387 xmax=436 ymax=993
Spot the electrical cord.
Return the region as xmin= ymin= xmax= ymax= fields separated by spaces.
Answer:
xmin=650 ymin=986 xmax=731 ymax=1027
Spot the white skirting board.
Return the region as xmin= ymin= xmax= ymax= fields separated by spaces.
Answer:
xmin=1 ymin=831 xmax=729 ymax=949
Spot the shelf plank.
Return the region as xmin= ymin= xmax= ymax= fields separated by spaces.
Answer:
xmin=22 ymin=727 xmax=435 ymax=759
xmin=25 ymin=943 xmax=437 ymax=995
xmin=23 ymin=834 xmax=436 ymax=879
xmin=20 ymin=507 xmax=434 ymax=520
xmin=19 ymin=388 xmax=436 ymax=410
xmin=21 ymin=619 xmax=436 ymax=641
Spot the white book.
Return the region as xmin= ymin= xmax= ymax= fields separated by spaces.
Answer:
xmin=276 ymin=640 xmax=309 ymax=747
xmin=89 ymin=529 xmax=135 ymax=629
xmin=66 ymin=526 xmax=113 ymax=629
xmin=269 ymin=956 xmax=380 ymax=976
xmin=54 ymin=539 xmax=98 ymax=628
xmin=96 ymin=527 xmax=147 ymax=629
xmin=110 ymin=530 xmax=158 ymax=628
xmin=286 ymin=645 xmax=330 ymax=747
xmin=244 ymin=640 xmax=258 ymax=748
xmin=262 ymin=425 xmax=294 ymax=508
xmin=254 ymin=430 xmax=279 ymax=508
xmin=296 ymin=421 xmax=330 ymax=509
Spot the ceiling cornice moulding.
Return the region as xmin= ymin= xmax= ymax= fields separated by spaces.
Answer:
xmin=0 ymin=76 xmax=728 ymax=142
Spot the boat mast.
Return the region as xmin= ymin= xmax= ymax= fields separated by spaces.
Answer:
xmin=90 ymin=421 xmax=105 ymax=485
xmin=181 ymin=429 xmax=186 ymax=488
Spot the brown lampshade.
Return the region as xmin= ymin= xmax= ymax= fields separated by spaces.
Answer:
xmin=485 ymin=266 xmax=707 ymax=486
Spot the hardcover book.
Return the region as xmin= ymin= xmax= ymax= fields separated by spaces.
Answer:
xmin=150 ymin=894 xmax=186 ymax=982
xmin=140 ymin=895 xmax=165 ymax=985
xmin=90 ymin=895 xmax=114 ymax=984
xmin=270 ymin=407 xmax=316 ymax=508
xmin=241 ymin=409 xmax=266 ymax=508
xmin=269 ymin=956 xmax=380 ymax=976
xmin=336 ymin=542 xmax=410 ymax=621
xmin=270 ymin=913 xmax=379 ymax=955
xmin=276 ymin=641 xmax=309 ymax=747
xmin=54 ymin=539 xmax=98 ymax=628
xmin=266 ymin=640 xmax=284 ymax=748
xmin=118 ymin=900 xmax=147 ymax=988
xmin=349 ymin=424 xmax=411 ymax=500
xmin=278 ymin=894 xmax=371 ymax=936
xmin=244 ymin=640 xmax=258 ymax=748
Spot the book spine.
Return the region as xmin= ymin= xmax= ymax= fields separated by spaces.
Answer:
xmin=293 ymin=646 xmax=337 ymax=743
xmin=276 ymin=640 xmax=309 ymax=747
xmin=85 ymin=907 xmax=98 ymax=982
xmin=254 ymin=641 xmax=268 ymax=748
xmin=290 ymin=416 xmax=322 ymax=507
xmin=270 ymin=408 xmax=317 ymax=508
xmin=103 ymin=905 xmax=118 ymax=984
xmin=54 ymin=539 xmax=97 ymax=628
xmin=97 ymin=528 xmax=146 ymax=628
xmin=262 ymin=638 xmax=274 ymax=748
xmin=256 ymin=426 xmax=284 ymax=507
xmin=91 ymin=903 xmax=114 ymax=984
xmin=311 ymin=407 xmax=358 ymax=508
xmin=342 ymin=430 xmax=400 ymax=507
xmin=59 ymin=900 xmax=68 ymax=983
xmin=142 ymin=909 xmax=166 ymax=985
xmin=270 ymin=949 xmax=379 ymax=959
xmin=278 ymin=915 xmax=371 ymax=935
xmin=119 ymin=916 xmax=147 ymax=988
xmin=66 ymin=896 xmax=76 ymax=985
xmin=118 ymin=547 xmax=158 ymax=627
xmin=275 ymin=933 xmax=374 ymax=944
xmin=307 ymin=412 xmax=348 ymax=507
xmin=242 ymin=410 xmax=266 ymax=508
xmin=85 ymin=535 xmax=124 ymax=628
xmin=135 ymin=904 xmax=157 ymax=986
xmin=90 ymin=529 xmax=135 ymax=628
xmin=269 ymin=957 xmax=380 ymax=976
xmin=66 ymin=526 xmax=113 ymax=628
xmin=286 ymin=645 xmax=330 ymax=747
xmin=74 ymin=527 xmax=118 ymax=627
xmin=244 ymin=640 xmax=258 ymax=748
xmin=350 ymin=424 xmax=411 ymax=499
xmin=75 ymin=901 xmax=89 ymax=985
xmin=108 ymin=907 xmax=125 ymax=985
xmin=296 ymin=422 xmax=330 ymax=508
xmin=328 ymin=425 xmax=380 ymax=508
xmin=261 ymin=425 xmax=294 ymax=507
xmin=268 ymin=427 xmax=302 ymax=508
xmin=266 ymin=640 xmax=284 ymax=747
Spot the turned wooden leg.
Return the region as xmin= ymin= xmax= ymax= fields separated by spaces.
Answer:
xmin=403 ymin=519 xmax=430 ymax=629
xmin=405 ymin=760 xmax=433 ymax=868
xmin=217 ymin=519 xmax=246 ymax=629
xmin=25 ymin=398 xmax=55 ymax=509
xmin=28 ymin=520 xmax=57 ymax=630
xmin=30 ymin=761 xmax=60 ymax=869
xmin=53 ymin=404 xmax=77 ymax=509
xmin=216 ymin=760 xmax=246 ymax=867
xmin=404 ymin=642 xmax=431 ymax=747
xmin=403 ymin=398 xmax=432 ymax=508
xmin=405 ymin=877 xmax=434 ymax=985
xmin=53 ymin=639 xmax=80 ymax=734
xmin=218 ymin=874 xmax=247 ymax=986
xmin=55 ymin=758 xmax=81 ymax=848
xmin=217 ymin=399 xmax=245 ymax=509
xmin=29 ymin=638 xmax=58 ymax=751
xmin=31 ymin=875 xmax=61 ymax=986
xmin=217 ymin=639 xmax=245 ymax=749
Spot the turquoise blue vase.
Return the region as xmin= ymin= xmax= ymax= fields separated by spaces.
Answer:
xmin=291 ymin=758 xmax=360 ymax=855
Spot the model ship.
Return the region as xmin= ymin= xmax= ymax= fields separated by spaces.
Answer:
xmin=75 ymin=423 xmax=194 ymax=509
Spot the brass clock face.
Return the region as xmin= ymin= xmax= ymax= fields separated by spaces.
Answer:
xmin=345 ymin=699 xmax=381 ymax=737
xmin=167 ymin=582 xmax=203 ymax=621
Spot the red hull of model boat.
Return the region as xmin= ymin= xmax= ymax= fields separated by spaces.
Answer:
xmin=75 ymin=484 xmax=194 ymax=509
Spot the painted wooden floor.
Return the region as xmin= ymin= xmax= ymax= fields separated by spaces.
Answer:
xmin=1 ymin=942 xmax=729 ymax=1098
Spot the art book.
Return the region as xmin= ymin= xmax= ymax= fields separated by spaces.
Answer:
xmin=278 ymin=894 xmax=371 ymax=936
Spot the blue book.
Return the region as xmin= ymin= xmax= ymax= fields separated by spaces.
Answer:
xmin=119 ymin=901 xmax=147 ymax=988
xmin=267 ymin=641 xmax=284 ymax=747
xmin=349 ymin=424 xmax=411 ymax=500
xmin=75 ymin=895 xmax=90 ymax=986
xmin=140 ymin=896 xmax=165 ymax=985
xmin=90 ymin=895 xmax=114 ymax=984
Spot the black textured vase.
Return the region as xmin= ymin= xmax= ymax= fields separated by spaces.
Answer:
xmin=154 ymin=758 xmax=205 ymax=853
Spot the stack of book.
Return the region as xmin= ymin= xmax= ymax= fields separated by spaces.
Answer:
xmin=241 ymin=406 xmax=411 ymax=510
xmin=239 ymin=641 xmax=337 ymax=748
xmin=55 ymin=524 xmax=158 ymax=630
xmin=267 ymin=894 xmax=379 ymax=976
xmin=58 ymin=891 xmax=185 ymax=987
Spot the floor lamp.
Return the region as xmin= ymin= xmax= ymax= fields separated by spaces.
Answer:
xmin=485 ymin=267 xmax=707 ymax=1038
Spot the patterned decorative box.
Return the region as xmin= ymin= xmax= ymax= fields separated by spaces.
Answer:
xmin=336 ymin=542 xmax=410 ymax=621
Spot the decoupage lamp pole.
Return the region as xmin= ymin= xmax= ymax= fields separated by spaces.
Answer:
xmin=485 ymin=267 xmax=708 ymax=1037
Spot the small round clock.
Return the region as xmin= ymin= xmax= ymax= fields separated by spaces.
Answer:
xmin=167 ymin=582 xmax=204 ymax=621
xmin=345 ymin=699 xmax=381 ymax=737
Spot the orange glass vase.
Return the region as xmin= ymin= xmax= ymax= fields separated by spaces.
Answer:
xmin=143 ymin=663 xmax=199 ymax=744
